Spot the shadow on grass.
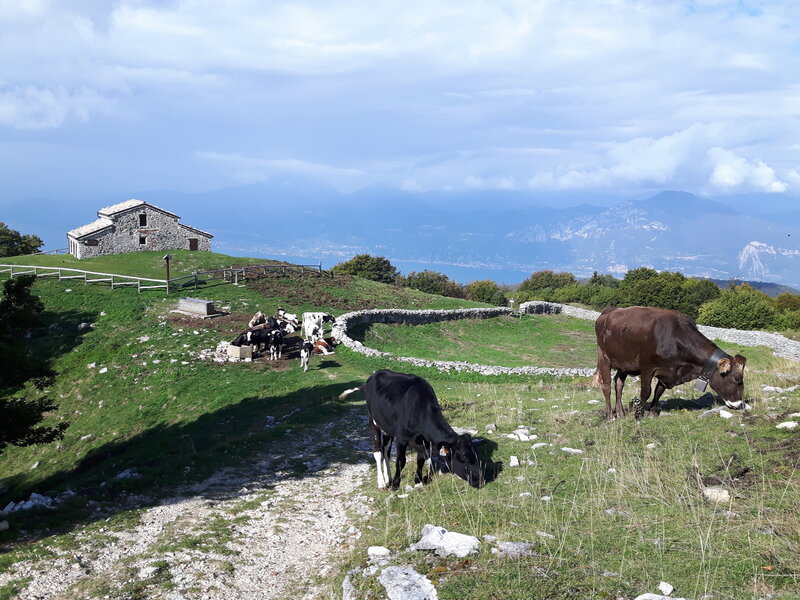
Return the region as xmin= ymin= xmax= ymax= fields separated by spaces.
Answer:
xmin=475 ymin=437 xmax=503 ymax=485
xmin=0 ymin=380 xmax=370 ymax=545
xmin=659 ymin=392 xmax=718 ymax=412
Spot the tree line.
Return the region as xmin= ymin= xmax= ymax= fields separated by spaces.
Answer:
xmin=332 ymin=254 xmax=800 ymax=332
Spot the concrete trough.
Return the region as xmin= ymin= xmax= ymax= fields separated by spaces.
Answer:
xmin=227 ymin=344 xmax=253 ymax=359
xmin=178 ymin=297 xmax=216 ymax=316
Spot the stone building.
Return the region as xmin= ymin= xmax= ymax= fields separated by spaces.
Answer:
xmin=67 ymin=199 xmax=213 ymax=259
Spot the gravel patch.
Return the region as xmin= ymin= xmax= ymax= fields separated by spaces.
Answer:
xmin=0 ymin=411 xmax=373 ymax=600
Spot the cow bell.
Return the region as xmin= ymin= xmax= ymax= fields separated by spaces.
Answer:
xmin=694 ymin=378 xmax=709 ymax=392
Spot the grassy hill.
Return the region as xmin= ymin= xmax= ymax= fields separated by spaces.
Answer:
xmin=1 ymin=251 xmax=799 ymax=599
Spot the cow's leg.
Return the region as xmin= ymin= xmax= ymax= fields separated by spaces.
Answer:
xmin=649 ymin=380 xmax=667 ymax=416
xmin=391 ymin=443 xmax=407 ymax=490
xmin=635 ymin=372 xmax=653 ymax=420
xmin=415 ymin=442 xmax=435 ymax=484
xmin=612 ymin=370 xmax=627 ymax=419
xmin=370 ymin=425 xmax=392 ymax=489
xmin=596 ymin=351 xmax=614 ymax=420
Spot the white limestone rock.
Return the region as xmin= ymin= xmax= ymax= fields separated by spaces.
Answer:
xmin=702 ymin=487 xmax=731 ymax=503
xmin=409 ymin=524 xmax=480 ymax=558
xmin=776 ymin=421 xmax=798 ymax=430
xmin=379 ymin=565 xmax=438 ymax=600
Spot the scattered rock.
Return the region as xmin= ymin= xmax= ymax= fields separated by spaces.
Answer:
xmin=87 ymin=362 xmax=96 ymax=369
xmin=137 ymin=336 xmax=150 ymax=343
xmin=698 ymin=407 xmax=722 ymax=419
xmin=114 ymin=468 xmax=141 ymax=480
xmin=30 ymin=462 xmax=39 ymax=470
xmin=509 ymin=456 xmax=520 ymax=467
xmin=762 ymin=385 xmax=783 ymax=393
xmin=604 ymin=508 xmax=631 ymax=519
xmin=492 ymin=541 xmax=537 ymax=558
xmin=561 ymin=447 xmax=584 ymax=455
xmin=379 ymin=565 xmax=438 ymax=600
xmin=719 ymin=409 xmax=733 ymax=419
xmin=587 ymin=399 xmax=601 ymax=405
xmin=702 ymin=487 xmax=731 ymax=503
xmin=646 ymin=443 xmax=657 ymax=450
xmin=78 ymin=322 xmax=92 ymax=331
xmin=536 ymin=531 xmax=555 ymax=539
xmin=776 ymin=421 xmax=798 ymax=430
xmin=409 ymin=524 xmax=480 ymax=558
xmin=98 ymin=367 xmax=108 ymax=374
xmin=607 ymin=468 xmax=617 ymax=474
xmin=658 ymin=581 xmax=675 ymax=595
xmin=80 ymin=434 xmax=93 ymax=441
xmin=634 ymin=594 xmax=688 ymax=600
xmin=367 ymin=546 xmax=392 ymax=563
xmin=486 ymin=423 xmax=497 ymax=433
xmin=531 ymin=442 xmax=550 ymax=450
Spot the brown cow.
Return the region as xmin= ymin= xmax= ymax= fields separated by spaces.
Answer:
xmin=594 ymin=306 xmax=747 ymax=420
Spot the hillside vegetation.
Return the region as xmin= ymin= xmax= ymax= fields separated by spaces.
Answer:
xmin=0 ymin=251 xmax=799 ymax=600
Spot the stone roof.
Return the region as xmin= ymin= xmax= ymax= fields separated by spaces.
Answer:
xmin=178 ymin=223 xmax=214 ymax=238
xmin=67 ymin=218 xmax=114 ymax=239
xmin=97 ymin=199 xmax=179 ymax=219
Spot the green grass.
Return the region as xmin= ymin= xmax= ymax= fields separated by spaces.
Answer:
xmin=1 ymin=251 xmax=799 ymax=599
xmin=0 ymin=249 xmax=276 ymax=279
xmin=352 ymin=314 xmax=598 ymax=367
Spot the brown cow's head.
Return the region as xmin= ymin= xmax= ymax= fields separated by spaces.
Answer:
xmin=709 ymin=354 xmax=747 ymax=406
xmin=440 ymin=434 xmax=484 ymax=489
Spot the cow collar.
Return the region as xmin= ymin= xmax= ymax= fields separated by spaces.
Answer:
xmin=694 ymin=347 xmax=730 ymax=392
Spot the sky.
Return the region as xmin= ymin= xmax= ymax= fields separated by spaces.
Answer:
xmin=2 ymin=0 xmax=800 ymax=205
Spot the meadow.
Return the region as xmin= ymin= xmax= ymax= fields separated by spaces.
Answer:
xmin=0 ymin=252 xmax=798 ymax=600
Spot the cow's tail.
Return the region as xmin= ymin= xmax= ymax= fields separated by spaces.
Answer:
xmin=590 ymin=369 xmax=602 ymax=389
xmin=338 ymin=386 xmax=363 ymax=401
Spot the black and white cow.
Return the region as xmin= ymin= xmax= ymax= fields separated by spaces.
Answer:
xmin=248 ymin=311 xmax=267 ymax=329
xmin=299 ymin=340 xmax=314 ymax=372
xmin=268 ymin=329 xmax=284 ymax=360
xmin=339 ymin=369 xmax=483 ymax=490
xmin=302 ymin=312 xmax=335 ymax=341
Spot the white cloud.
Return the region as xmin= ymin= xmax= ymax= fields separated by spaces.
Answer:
xmin=0 ymin=84 xmax=112 ymax=129
xmin=707 ymin=148 xmax=787 ymax=193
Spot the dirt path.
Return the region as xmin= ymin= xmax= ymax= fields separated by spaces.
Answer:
xmin=1 ymin=409 xmax=373 ymax=600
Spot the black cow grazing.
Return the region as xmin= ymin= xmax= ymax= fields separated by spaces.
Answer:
xmin=594 ymin=306 xmax=747 ymax=420
xmin=339 ymin=369 xmax=483 ymax=490
xmin=299 ymin=340 xmax=314 ymax=371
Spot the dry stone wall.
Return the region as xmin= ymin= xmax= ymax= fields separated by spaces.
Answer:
xmin=331 ymin=300 xmax=800 ymax=375
xmin=331 ymin=302 xmax=594 ymax=377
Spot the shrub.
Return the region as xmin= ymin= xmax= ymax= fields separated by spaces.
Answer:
xmin=331 ymin=254 xmax=399 ymax=284
xmin=403 ymin=270 xmax=464 ymax=298
xmin=518 ymin=270 xmax=577 ymax=298
xmin=697 ymin=284 xmax=778 ymax=330
xmin=465 ymin=280 xmax=507 ymax=306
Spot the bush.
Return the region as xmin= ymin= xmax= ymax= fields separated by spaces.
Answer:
xmin=697 ymin=284 xmax=778 ymax=330
xmin=518 ymin=271 xmax=577 ymax=298
xmin=774 ymin=292 xmax=800 ymax=313
xmin=465 ymin=280 xmax=507 ymax=306
xmin=331 ymin=254 xmax=399 ymax=284
xmin=0 ymin=274 xmax=44 ymax=330
xmin=403 ymin=270 xmax=464 ymax=298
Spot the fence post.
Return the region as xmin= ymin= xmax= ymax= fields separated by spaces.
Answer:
xmin=194 ymin=272 xmax=198 ymax=290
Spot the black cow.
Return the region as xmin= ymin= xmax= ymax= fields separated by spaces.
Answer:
xmin=594 ymin=306 xmax=747 ymax=420
xmin=339 ymin=369 xmax=483 ymax=489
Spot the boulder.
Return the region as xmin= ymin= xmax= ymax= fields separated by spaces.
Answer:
xmin=379 ymin=566 xmax=438 ymax=600
xmin=409 ymin=524 xmax=480 ymax=558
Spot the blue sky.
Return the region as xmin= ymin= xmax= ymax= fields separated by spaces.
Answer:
xmin=1 ymin=0 xmax=800 ymax=204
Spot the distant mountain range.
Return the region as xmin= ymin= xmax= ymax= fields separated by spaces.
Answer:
xmin=7 ymin=185 xmax=800 ymax=287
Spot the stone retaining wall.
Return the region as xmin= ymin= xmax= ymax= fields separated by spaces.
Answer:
xmin=331 ymin=302 xmax=594 ymax=377
xmin=331 ymin=301 xmax=800 ymax=375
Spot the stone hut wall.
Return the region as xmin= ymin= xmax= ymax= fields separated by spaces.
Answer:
xmin=73 ymin=206 xmax=210 ymax=259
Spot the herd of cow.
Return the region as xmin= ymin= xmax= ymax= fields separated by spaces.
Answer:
xmin=342 ymin=305 xmax=749 ymax=491
xmin=229 ymin=308 xmax=338 ymax=371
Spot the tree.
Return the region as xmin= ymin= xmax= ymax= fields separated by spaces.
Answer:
xmin=697 ymin=284 xmax=778 ymax=330
xmin=774 ymin=292 xmax=800 ymax=313
xmin=0 ymin=274 xmax=45 ymax=329
xmin=331 ymin=254 xmax=399 ymax=284
xmin=0 ymin=274 xmax=66 ymax=452
xmin=0 ymin=222 xmax=43 ymax=258
xmin=589 ymin=271 xmax=620 ymax=288
xmin=465 ymin=280 xmax=507 ymax=305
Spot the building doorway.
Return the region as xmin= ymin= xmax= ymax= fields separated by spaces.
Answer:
xmin=188 ymin=238 xmax=198 ymax=251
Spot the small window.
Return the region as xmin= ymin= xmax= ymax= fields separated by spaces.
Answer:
xmin=139 ymin=236 xmax=147 ymax=245
xmin=85 ymin=239 xmax=99 ymax=246
xmin=139 ymin=214 xmax=147 ymax=226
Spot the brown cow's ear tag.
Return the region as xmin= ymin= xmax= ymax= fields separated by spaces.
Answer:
xmin=694 ymin=379 xmax=708 ymax=392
